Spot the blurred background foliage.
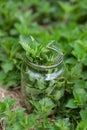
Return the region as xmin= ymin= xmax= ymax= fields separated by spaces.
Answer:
xmin=0 ymin=0 xmax=87 ymax=87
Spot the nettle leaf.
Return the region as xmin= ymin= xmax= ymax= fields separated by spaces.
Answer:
xmin=65 ymin=57 xmax=76 ymax=64
xmin=46 ymin=80 xmax=56 ymax=95
xmin=30 ymin=98 xmax=55 ymax=116
xmin=4 ymin=98 xmax=16 ymax=110
xmin=82 ymin=55 xmax=87 ymax=66
xmin=0 ymin=98 xmax=16 ymax=115
xmin=82 ymin=71 xmax=87 ymax=80
xmin=39 ymin=98 xmax=55 ymax=107
xmin=26 ymin=85 xmax=42 ymax=95
xmin=72 ymin=41 xmax=86 ymax=61
xmin=0 ymin=37 xmax=17 ymax=54
xmin=80 ymin=40 xmax=87 ymax=52
xmin=30 ymin=100 xmax=41 ymax=111
xmin=54 ymin=88 xmax=64 ymax=100
xmin=76 ymin=119 xmax=87 ymax=130
xmin=58 ymin=1 xmax=74 ymax=12
xmin=0 ymin=102 xmax=6 ymax=114
xmin=80 ymin=109 xmax=87 ymax=120
xmin=55 ymin=118 xmax=71 ymax=130
xmin=27 ymin=114 xmax=37 ymax=128
xmin=19 ymin=35 xmax=33 ymax=53
xmin=66 ymin=99 xmax=78 ymax=109
xmin=73 ymin=79 xmax=87 ymax=89
xmin=0 ymin=71 xmax=6 ymax=82
xmin=19 ymin=35 xmax=40 ymax=59
xmin=1 ymin=61 xmax=14 ymax=73
xmin=71 ymin=63 xmax=82 ymax=79
xmin=73 ymin=91 xmax=83 ymax=106
xmin=19 ymin=35 xmax=40 ymax=60
xmin=36 ymin=78 xmax=46 ymax=90
xmin=73 ymin=88 xmax=87 ymax=106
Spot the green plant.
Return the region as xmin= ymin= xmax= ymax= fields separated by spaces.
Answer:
xmin=19 ymin=35 xmax=62 ymax=66
xmin=0 ymin=0 xmax=87 ymax=129
xmin=0 ymin=37 xmax=21 ymax=88
xmin=20 ymin=35 xmax=64 ymax=114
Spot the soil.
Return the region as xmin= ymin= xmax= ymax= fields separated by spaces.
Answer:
xmin=0 ymin=85 xmax=24 ymax=110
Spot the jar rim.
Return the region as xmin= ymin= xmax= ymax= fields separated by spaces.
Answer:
xmin=25 ymin=46 xmax=64 ymax=70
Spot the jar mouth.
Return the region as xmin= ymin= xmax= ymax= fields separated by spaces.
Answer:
xmin=25 ymin=46 xmax=64 ymax=70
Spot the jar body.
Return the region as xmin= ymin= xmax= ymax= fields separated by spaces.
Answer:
xmin=21 ymin=61 xmax=65 ymax=112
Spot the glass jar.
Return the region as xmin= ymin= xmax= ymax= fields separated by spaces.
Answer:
xmin=21 ymin=46 xmax=65 ymax=113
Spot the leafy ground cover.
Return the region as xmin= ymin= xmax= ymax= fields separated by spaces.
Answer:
xmin=0 ymin=0 xmax=87 ymax=129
